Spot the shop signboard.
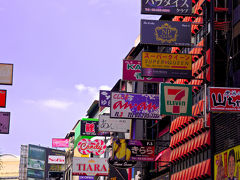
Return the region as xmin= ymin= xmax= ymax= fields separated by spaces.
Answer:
xmin=141 ymin=52 xmax=192 ymax=78
xmin=27 ymin=169 xmax=44 ymax=179
xmin=77 ymin=139 xmax=106 ymax=156
xmin=0 ymin=90 xmax=6 ymax=108
xmin=111 ymin=139 xmax=155 ymax=161
xmin=99 ymin=114 xmax=130 ymax=133
xmin=141 ymin=20 xmax=191 ymax=47
xmin=99 ymin=90 xmax=111 ymax=107
xmin=141 ymin=0 xmax=192 ymax=15
xmin=72 ymin=157 xmax=109 ymax=176
xmin=52 ymin=138 xmax=69 ymax=148
xmin=209 ymin=87 xmax=240 ymax=112
xmin=79 ymin=176 xmax=94 ymax=180
xmin=0 ymin=63 xmax=13 ymax=85
xmin=214 ymin=145 xmax=240 ymax=180
xmin=28 ymin=145 xmax=46 ymax=161
xmin=48 ymin=155 xmax=65 ymax=165
xmin=160 ymin=83 xmax=192 ymax=116
xmin=122 ymin=60 xmax=164 ymax=82
xmin=28 ymin=158 xmax=45 ymax=170
xmin=80 ymin=120 xmax=98 ymax=136
xmin=110 ymin=92 xmax=161 ymax=119
xmin=0 ymin=112 xmax=10 ymax=134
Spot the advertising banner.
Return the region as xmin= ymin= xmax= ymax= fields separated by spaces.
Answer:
xmin=99 ymin=114 xmax=130 ymax=133
xmin=141 ymin=20 xmax=191 ymax=47
xmin=99 ymin=90 xmax=111 ymax=107
xmin=214 ymin=145 xmax=240 ymax=180
xmin=28 ymin=158 xmax=45 ymax=170
xmin=80 ymin=120 xmax=98 ymax=136
xmin=209 ymin=87 xmax=240 ymax=112
xmin=122 ymin=60 xmax=164 ymax=82
xmin=27 ymin=169 xmax=44 ymax=179
xmin=160 ymin=83 xmax=192 ymax=116
xmin=110 ymin=92 xmax=161 ymax=119
xmin=28 ymin=145 xmax=46 ymax=161
xmin=52 ymin=138 xmax=69 ymax=148
xmin=48 ymin=155 xmax=65 ymax=165
xmin=0 ymin=63 xmax=13 ymax=85
xmin=77 ymin=139 xmax=106 ymax=156
xmin=141 ymin=52 xmax=192 ymax=78
xmin=72 ymin=157 xmax=109 ymax=176
xmin=0 ymin=112 xmax=10 ymax=134
xmin=111 ymin=139 xmax=155 ymax=161
xmin=141 ymin=0 xmax=192 ymax=15
xmin=0 ymin=90 xmax=6 ymax=108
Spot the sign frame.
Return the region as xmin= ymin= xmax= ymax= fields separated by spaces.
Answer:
xmin=0 ymin=63 xmax=13 ymax=85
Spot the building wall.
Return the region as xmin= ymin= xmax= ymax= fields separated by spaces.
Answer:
xmin=0 ymin=154 xmax=20 ymax=179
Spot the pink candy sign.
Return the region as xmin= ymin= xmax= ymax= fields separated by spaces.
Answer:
xmin=52 ymin=138 xmax=69 ymax=148
xmin=77 ymin=139 xmax=106 ymax=156
xmin=122 ymin=60 xmax=163 ymax=82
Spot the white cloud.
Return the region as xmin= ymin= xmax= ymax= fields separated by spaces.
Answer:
xmin=75 ymin=83 xmax=111 ymax=100
xmin=24 ymin=99 xmax=73 ymax=110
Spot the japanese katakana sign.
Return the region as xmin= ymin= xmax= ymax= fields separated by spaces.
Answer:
xmin=141 ymin=52 xmax=192 ymax=78
xmin=141 ymin=20 xmax=191 ymax=47
xmin=209 ymin=87 xmax=240 ymax=112
xmin=99 ymin=90 xmax=111 ymax=107
xmin=141 ymin=0 xmax=192 ymax=15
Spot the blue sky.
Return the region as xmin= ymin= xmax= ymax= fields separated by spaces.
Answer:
xmin=0 ymin=0 xmax=160 ymax=155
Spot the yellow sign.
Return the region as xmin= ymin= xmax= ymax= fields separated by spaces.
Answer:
xmin=142 ymin=52 xmax=192 ymax=70
xmin=214 ymin=145 xmax=240 ymax=180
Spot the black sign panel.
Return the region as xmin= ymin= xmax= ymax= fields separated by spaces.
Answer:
xmin=80 ymin=121 xmax=98 ymax=136
xmin=140 ymin=19 xmax=191 ymax=47
xmin=108 ymin=158 xmax=137 ymax=169
xmin=141 ymin=0 xmax=192 ymax=15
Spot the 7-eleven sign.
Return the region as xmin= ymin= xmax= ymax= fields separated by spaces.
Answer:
xmin=160 ymin=83 xmax=192 ymax=116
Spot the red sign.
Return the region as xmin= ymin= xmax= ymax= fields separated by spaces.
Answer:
xmin=0 ymin=90 xmax=6 ymax=108
xmin=77 ymin=139 xmax=106 ymax=156
xmin=210 ymin=87 xmax=240 ymax=112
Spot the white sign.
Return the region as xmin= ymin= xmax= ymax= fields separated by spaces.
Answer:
xmin=72 ymin=157 xmax=109 ymax=176
xmin=48 ymin=155 xmax=65 ymax=164
xmin=99 ymin=114 xmax=130 ymax=133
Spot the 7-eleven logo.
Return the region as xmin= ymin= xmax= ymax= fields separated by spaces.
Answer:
xmin=163 ymin=86 xmax=190 ymax=115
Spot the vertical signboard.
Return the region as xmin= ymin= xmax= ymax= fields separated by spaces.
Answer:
xmin=99 ymin=90 xmax=111 ymax=107
xmin=0 ymin=64 xmax=13 ymax=85
xmin=72 ymin=157 xmax=109 ymax=176
xmin=0 ymin=112 xmax=10 ymax=134
xmin=209 ymin=87 xmax=240 ymax=112
xmin=0 ymin=90 xmax=6 ymax=108
xmin=160 ymin=83 xmax=192 ymax=116
xmin=141 ymin=52 xmax=192 ymax=78
xmin=122 ymin=60 xmax=164 ymax=82
xmin=214 ymin=145 xmax=240 ymax=180
xmin=110 ymin=92 xmax=161 ymax=119
xmin=141 ymin=19 xmax=191 ymax=46
xmin=141 ymin=0 xmax=192 ymax=15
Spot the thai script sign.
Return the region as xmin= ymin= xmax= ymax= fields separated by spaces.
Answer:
xmin=52 ymin=138 xmax=69 ymax=148
xmin=160 ymin=83 xmax=192 ymax=115
xmin=99 ymin=90 xmax=111 ymax=107
xmin=209 ymin=87 xmax=240 ymax=112
xmin=141 ymin=0 xmax=192 ymax=15
xmin=110 ymin=92 xmax=161 ymax=119
xmin=142 ymin=52 xmax=192 ymax=78
xmin=141 ymin=19 xmax=191 ymax=47
xmin=48 ymin=155 xmax=65 ymax=165
xmin=99 ymin=114 xmax=130 ymax=133
xmin=111 ymin=139 xmax=155 ymax=161
xmin=0 ymin=112 xmax=10 ymax=134
xmin=72 ymin=157 xmax=109 ymax=176
xmin=80 ymin=120 xmax=98 ymax=136
xmin=0 ymin=64 xmax=13 ymax=85
xmin=214 ymin=145 xmax=240 ymax=180
xmin=77 ymin=139 xmax=106 ymax=156
xmin=122 ymin=60 xmax=163 ymax=82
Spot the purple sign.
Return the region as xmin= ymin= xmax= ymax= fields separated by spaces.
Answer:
xmin=141 ymin=19 xmax=191 ymax=47
xmin=0 ymin=112 xmax=10 ymax=134
xmin=141 ymin=0 xmax=192 ymax=15
xmin=122 ymin=60 xmax=163 ymax=82
xmin=99 ymin=90 xmax=111 ymax=107
xmin=110 ymin=92 xmax=161 ymax=119
xmin=79 ymin=176 xmax=94 ymax=180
